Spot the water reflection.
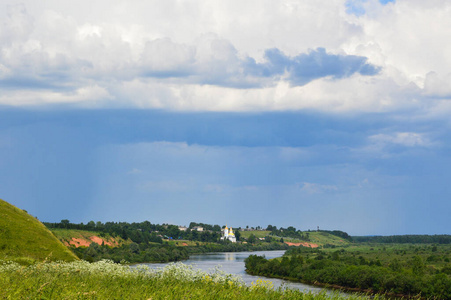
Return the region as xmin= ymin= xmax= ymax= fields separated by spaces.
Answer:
xmin=224 ymin=252 xmax=236 ymax=261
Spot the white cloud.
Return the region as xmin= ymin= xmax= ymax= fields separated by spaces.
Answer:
xmin=346 ymin=0 xmax=451 ymax=85
xmin=0 ymin=85 xmax=112 ymax=106
xmin=369 ymin=132 xmax=433 ymax=148
xmin=423 ymin=72 xmax=451 ymax=98
xmin=0 ymin=0 xmax=450 ymax=114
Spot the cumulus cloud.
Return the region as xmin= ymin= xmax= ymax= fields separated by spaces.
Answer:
xmin=423 ymin=72 xmax=451 ymax=98
xmin=0 ymin=0 xmax=450 ymax=114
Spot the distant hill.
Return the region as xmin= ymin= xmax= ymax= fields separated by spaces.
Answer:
xmin=240 ymin=230 xmax=351 ymax=247
xmin=0 ymin=199 xmax=78 ymax=264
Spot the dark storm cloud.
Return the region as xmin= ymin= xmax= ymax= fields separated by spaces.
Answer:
xmin=253 ymin=47 xmax=380 ymax=86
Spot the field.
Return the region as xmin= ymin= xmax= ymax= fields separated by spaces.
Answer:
xmin=0 ymin=259 xmax=381 ymax=300
xmin=245 ymin=243 xmax=451 ymax=298
xmin=239 ymin=230 xmax=272 ymax=239
xmin=239 ymin=230 xmax=351 ymax=247
xmin=303 ymin=232 xmax=350 ymax=246
xmin=319 ymin=243 xmax=451 ymax=270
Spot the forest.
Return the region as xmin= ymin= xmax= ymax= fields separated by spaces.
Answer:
xmin=44 ymin=220 xmax=226 ymax=243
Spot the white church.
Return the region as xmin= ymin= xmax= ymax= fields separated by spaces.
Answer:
xmin=221 ymin=225 xmax=236 ymax=243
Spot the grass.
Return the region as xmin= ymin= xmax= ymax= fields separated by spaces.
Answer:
xmin=0 ymin=199 xmax=78 ymax=264
xmin=302 ymin=232 xmax=350 ymax=246
xmin=167 ymin=239 xmax=205 ymax=246
xmin=0 ymin=259 xmax=377 ymax=299
xmin=239 ymin=230 xmax=351 ymax=246
xmin=318 ymin=243 xmax=451 ymax=270
xmin=239 ymin=230 xmax=272 ymax=239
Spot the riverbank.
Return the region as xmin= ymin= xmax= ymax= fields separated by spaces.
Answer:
xmin=71 ymin=240 xmax=289 ymax=264
xmin=0 ymin=259 xmax=378 ymax=299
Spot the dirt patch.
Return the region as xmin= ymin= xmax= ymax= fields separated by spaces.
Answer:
xmin=284 ymin=242 xmax=319 ymax=248
xmin=90 ymin=236 xmax=119 ymax=247
xmin=66 ymin=238 xmax=91 ymax=247
xmin=181 ymin=242 xmax=188 ymax=246
xmin=65 ymin=236 xmax=119 ymax=248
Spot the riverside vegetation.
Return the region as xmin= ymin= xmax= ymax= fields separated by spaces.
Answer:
xmin=0 ymin=259 xmax=384 ymax=299
xmin=44 ymin=221 xmax=310 ymax=263
xmin=245 ymin=242 xmax=451 ymax=299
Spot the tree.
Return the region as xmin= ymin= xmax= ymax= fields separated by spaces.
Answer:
xmin=61 ymin=219 xmax=70 ymax=228
xmin=266 ymin=225 xmax=276 ymax=231
xmin=234 ymin=230 xmax=241 ymax=241
xmin=248 ymin=234 xmax=256 ymax=244
xmin=129 ymin=242 xmax=140 ymax=254
xmin=412 ymin=256 xmax=426 ymax=276
xmin=87 ymin=221 xmax=96 ymax=230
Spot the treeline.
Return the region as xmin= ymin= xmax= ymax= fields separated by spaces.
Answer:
xmin=245 ymin=246 xmax=451 ymax=299
xmin=319 ymin=230 xmax=352 ymax=241
xmin=73 ymin=242 xmax=189 ymax=263
xmin=188 ymin=222 xmax=221 ymax=231
xmin=266 ymin=225 xmax=311 ymax=241
xmin=44 ymin=220 xmax=222 ymax=243
xmin=73 ymin=240 xmax=289 ymax=264
xmin=353 ymin=235 xmax=451 ymax=244
xmin=185 ymin=241 xmax=289 ymax=254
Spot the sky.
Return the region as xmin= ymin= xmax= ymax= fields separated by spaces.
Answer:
xmin=0 ymin=0 xmax=450 ymax=235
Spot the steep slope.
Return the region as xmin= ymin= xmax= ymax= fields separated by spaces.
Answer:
xmin=0 ymin=199 xmax=78 ymax=264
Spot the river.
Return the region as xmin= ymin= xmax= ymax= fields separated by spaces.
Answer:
xmin=136 ymin=250 xmax=339 ymax=295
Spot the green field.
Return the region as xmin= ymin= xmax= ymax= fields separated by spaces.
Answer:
xmin=245 ymin=243 xmax=451 ymax=298
xmin=303 ymin=232 xmax=350 ymax=246
xmin=239 ymin=230 xmax=272 ymax=239
xmin=0 ymin=199 xmax=78 ymax=264
xmin=239 ymin=230 xmax=351 ymax=246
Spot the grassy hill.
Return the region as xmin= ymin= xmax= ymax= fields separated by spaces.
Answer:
xmin=240 ymin=230 xmax=351 ymax=246
xmin=0 ymin=199 xmax=78 ymax=264
xmin=303 ymin=231 xmax=351 ymax=246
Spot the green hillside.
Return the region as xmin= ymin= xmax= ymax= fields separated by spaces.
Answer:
xmin=0 ymin=199 xmax=78 ymax=264
xmin=240 ymin=230 xmax=351 ymax=246
xmin=304 ymin=231 xmax=351 ymax=246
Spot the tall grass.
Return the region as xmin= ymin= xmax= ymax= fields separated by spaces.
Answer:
xmin=0 ymin=260 xmax=377 ymax=299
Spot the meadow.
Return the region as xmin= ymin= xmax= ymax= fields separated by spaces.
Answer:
xmin=0 ymin=259 xmax=379 ymax=300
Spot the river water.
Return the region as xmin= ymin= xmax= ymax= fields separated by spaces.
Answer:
xmin=136 ymin=250 xmax=336 ymax=294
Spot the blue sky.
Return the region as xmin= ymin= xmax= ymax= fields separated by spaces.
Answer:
xmin=1 ymin=0 xmax=451 ymax=235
